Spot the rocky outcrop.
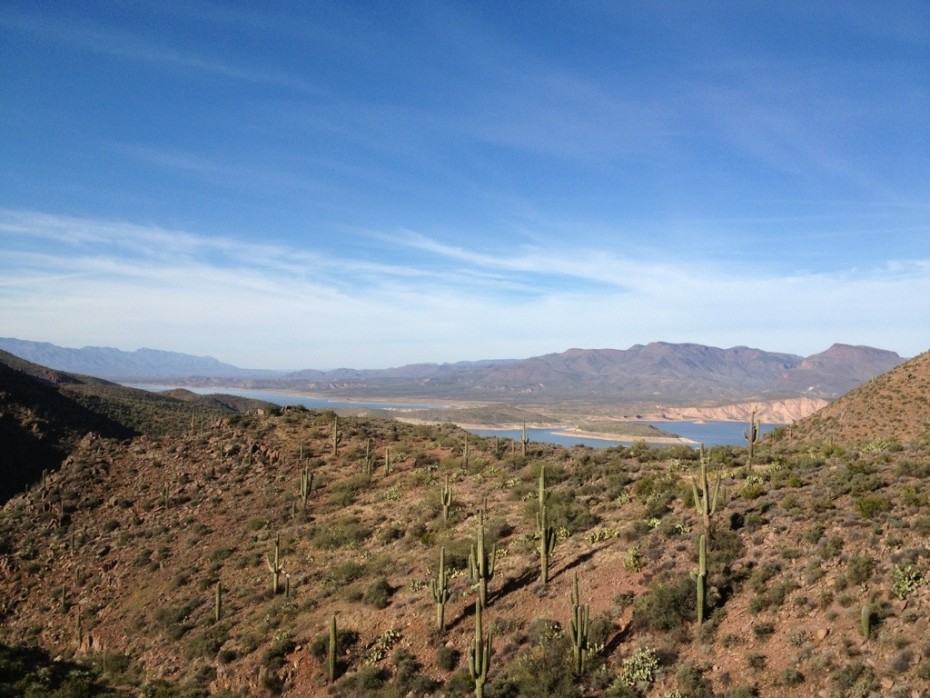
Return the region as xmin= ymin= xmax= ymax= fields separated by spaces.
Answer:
xmin=638 ymin=397 xmax=830 ymax=424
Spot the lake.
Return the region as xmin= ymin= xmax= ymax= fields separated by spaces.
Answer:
xmin=128 ymin=385 xmax=779 ymax=449
xmin=469 ymin=422 xmax=779 ymax=450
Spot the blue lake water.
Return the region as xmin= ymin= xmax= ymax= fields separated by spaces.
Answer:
xmin=129 ymin=385 xmax=779 ymax=449
xmin=470 ymin=422 xmax=779 ymax=449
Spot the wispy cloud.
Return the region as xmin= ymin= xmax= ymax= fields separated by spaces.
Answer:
xmin=2 ymin=210 xmax=927 ymax=368
xmin=0 ymin=6 xmax=319 ymax=93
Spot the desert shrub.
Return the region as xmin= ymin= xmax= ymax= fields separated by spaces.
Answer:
xmin=632 ymin=573 xmax=694 ymax=631
xmin=343 ymin=665 xmax=388 ymax=692
xmin=643 ymin=490 xmax=675 ymax=520
xmin=832 ymin=662 xmax=877 ymax=693
xmin=326 ymin=560 xmax=368 ymax=587
xmin=436 ymin=645 xmax=461 ymax=671
xmin=854 ymin=494 xmax=891 ymax=519
xmin=362 ymin=577 xmax=394 ymax=609
xmin=392 ymin=648 xmax=439 ymax=696
xmin=709 ymin=528 xmax=743 ymax=566
xmin=749 ymin=580 xmax=798 ymax=614
xmin=154 ymin=601 xmax=197 ymax=641
xmin=889 ymin=649 xmax=913 ymax=674
xmin=534 ymin=489 xmax=599 ymax=534
xmin=311 ymin=516 xmax=369 ymax=549
xmin=444 ymin=669 xmax=477 ymax=695
xmin=819 ymin=534 xmax=844 ymax=559
xmin=676 ymin=662 xmax=714 ymax=698
xmin=488 ymin=631 xmax=579 ymax=698
xmin=724 ymin=687 xmax=759 ymax=698
xmin=184 ymin=623 xmax=230 ymax=659
xmin=331 ymin=474 xmax=370 ymax=506
xmin=846 ymin=555 xmax=875 ymax=585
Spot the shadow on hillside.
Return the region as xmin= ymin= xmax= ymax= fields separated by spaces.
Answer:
xmin=494 ymin=568 xmax=538 ymax=602
xmin=0 ymin=363 xmax=137 ymax=504
xmin=549 ymin=547 xmax=599 ymax=582
xmin=604 ymin=621 xmax=633 ymax=657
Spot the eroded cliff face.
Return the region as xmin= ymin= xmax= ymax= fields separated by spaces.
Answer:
xmin=639 ymin=397 xmax=829 ymax=424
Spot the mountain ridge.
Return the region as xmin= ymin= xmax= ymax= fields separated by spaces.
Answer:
xmin=0 ymin=338 xmax=904 ymax=406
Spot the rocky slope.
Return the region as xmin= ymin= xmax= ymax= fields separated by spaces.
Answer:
xmin=779 ymin=349 xmax=930 ymax=446
xmin=2 ymin=352 xmax=930 ymax=696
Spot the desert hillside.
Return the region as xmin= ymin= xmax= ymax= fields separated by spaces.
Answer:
xmin=777 ymin=350 xmax=930 ymax=446
xmin=1 ymin=351 xmax=930 ymax=697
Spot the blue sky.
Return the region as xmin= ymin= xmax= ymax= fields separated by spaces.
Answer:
xmin=1 ymin=1 xmax=928 ymax=369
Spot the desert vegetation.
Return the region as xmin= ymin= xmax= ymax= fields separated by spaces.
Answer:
xmin=2 ymin=351 xmax=930 ymax=696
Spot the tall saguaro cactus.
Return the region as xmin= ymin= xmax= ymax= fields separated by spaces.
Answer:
xmin=537 ymin=465 xmax=557 ymax=584
xmin=463 ymin=433 xmax=469 ymax=468
xmin=469 ymin=510 xmax=496 ymax=607
xmin=569 ymin=572 xmax=589 ymax=673
xmin=266 ymin=533 xmax=284 ymax=595
xmin=328 ymin=614 xmax=338 ymax=683
xmin=521 ymin=421 xmax=529 ymax=458
xmin=469 ymin=600 xmax=492 ymax=698
xmin=300 ymin=464 xmax=313 ymax=510
xmin=691 ymin=445 xmax=722 ymax=539
xmin=431 ymin=546 xmax=450 ymax=632
xmin=440 ymin=475 xmax=453 ymax=524
xmin=694 ymin=534 xmax=707 ymax=625
xmin=364 ymin=438 xmax=373 ymax=478
xmin=332 ymin=415 xmax=340 ymax=455
xmin=744 ymin=409 xmax=762 ymax=469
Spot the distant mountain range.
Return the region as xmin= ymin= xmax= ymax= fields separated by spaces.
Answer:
xmin=0 ymin=337 xmax=906 ymax=406
xmin=0 ymin=338 xmax=279 ymax=381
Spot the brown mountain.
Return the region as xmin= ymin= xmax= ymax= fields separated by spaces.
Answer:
xmin=268 ymin=342 xmax=904 ymax=405
xmin=2 ymin=339 xmax=904 ymax=406
xmin=778 ymin=348 xmax=930 ymax=446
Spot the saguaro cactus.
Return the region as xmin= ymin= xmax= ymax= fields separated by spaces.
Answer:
xmin=440 ymin=475 xmax=453 ymax=524
xmin=744 ymin=409 xmax=762 ymax=468
xmin=300 ymin=465 xmax=313 ymax=510
xmin=860 ymin=604 xmax=872 ymax=640
xmin=694 ymin=534 xmax=707 ymax=625
xmin=364 ymin=439 xmax=373 ymax=478
xmin=463 ymin=433 xmax=470 ymax=468
xmin=468 ymin=510 xmax=496 ymax=607
xmin=431 ymin=546 xmax=451 ymax=632
xmin=569 ymin=572 xmax=589 ymax=674
xmin=537 ymin=465 xmax=557 ymax=584
xmin=384 ymin=447 xmax=391 ymax=476
xmin=521 ymin=421 xmax=529 ymax=458
xmin=328 ymin=614 xmax=338 ymax=683
xmin=266 ymin=533 xmax=284 ymax=595
xmin=332 ymin=415 xmax=340 ymax=455
xmin=691 ymin=445 xmax=722 ymax=538
xmin=469 ymin=600 xmax=492 ymax=698
xmin=214 ymin=581 xmax=222 ymax=622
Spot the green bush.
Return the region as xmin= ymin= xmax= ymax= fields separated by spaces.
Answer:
xmin=362 ymin=577 xmax=394 ymax=609
xmin=846 ymin=555 xmax=875 ymax=585
xmin=854 ymin=494 xmax=891 ymax=519
xmin=311 ymin=516 xmax=369 ymax=549
xmin=632 ymin=573 xmax=694 ymax=631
